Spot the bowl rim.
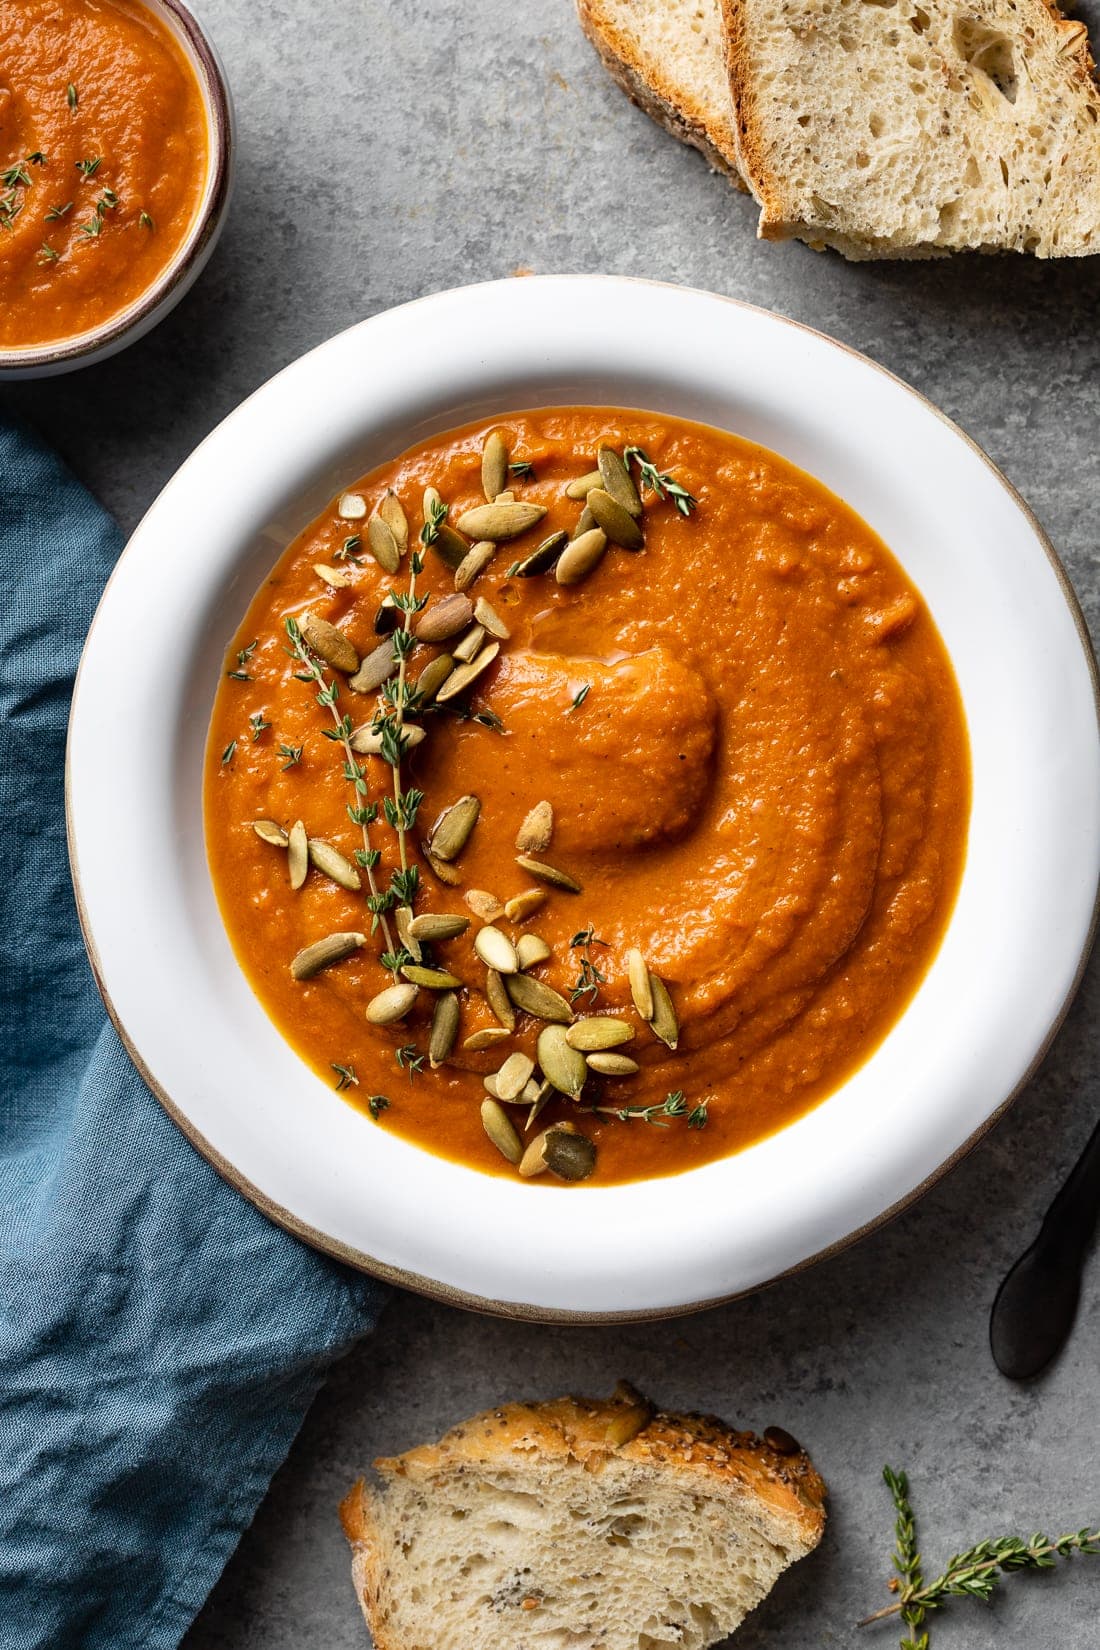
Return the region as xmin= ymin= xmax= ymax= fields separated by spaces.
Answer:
xmin=0 ymin=0 xmax=233 ymax=372
xmin=66 ymin=275 xmax=1100 ymax=1322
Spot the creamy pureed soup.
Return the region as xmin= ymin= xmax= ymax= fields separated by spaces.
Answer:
xmin=205 ymin=408 xmax=970 ymax=1185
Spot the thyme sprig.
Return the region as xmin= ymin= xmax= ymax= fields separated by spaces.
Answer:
xmin=623 ymin=446 xmax=698 ymax=517
xmin=570 ymin=926 xmax=609 ymax=1005
xmin=367 ymin=1094 xmax=391 ymax=1120
xmin=375 ymin=546 xmax=429 ymax=906
xmin=861 ymin=1467 xmax=1100 ymax=1644
xmin=331 ymin=1063 xmax=358 ymax=1092
xmin=586 ymin=1089 xmax=705 ymax=1127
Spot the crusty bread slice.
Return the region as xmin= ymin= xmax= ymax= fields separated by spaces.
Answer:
xmin=723 ymin=0 xmax=1100 ymax=257
xmin=339 ymin=1385 xmax=826 ymax=1650
xmin=576 ymin=0 xmax=745 ymax=185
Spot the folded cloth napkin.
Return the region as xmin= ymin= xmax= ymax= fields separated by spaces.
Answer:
xmin=0 ymin=417 xmax=387 ymax=1650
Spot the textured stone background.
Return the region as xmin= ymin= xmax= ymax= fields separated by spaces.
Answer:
xmin=7 ymin=0 xmax=1100 ymax=1644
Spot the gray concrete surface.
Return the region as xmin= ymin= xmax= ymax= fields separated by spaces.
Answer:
xmin=7 ymin=0 xmax=1100 ymax=1644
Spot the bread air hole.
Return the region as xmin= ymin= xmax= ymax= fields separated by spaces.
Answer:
xmin=953 ymin=18 xmax=1019 ymax=102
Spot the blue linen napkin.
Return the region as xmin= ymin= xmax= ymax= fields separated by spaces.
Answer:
xmin=0 ymin=416 xmax=387 ymax=1649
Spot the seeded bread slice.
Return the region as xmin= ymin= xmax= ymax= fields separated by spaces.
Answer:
xmin=339 ymin=1385 xmax=826 ymax=1650
xmin=576 ymin=0 xmax=746 ymax=184
xmin=723 ymin=0 xmax=1100 ymax=257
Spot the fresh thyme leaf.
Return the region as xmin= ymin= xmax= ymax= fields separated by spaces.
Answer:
xmin=220 ymin=739 xmax=236 ymax=766
xmin=278 ymin=743 xmax=303 ymax=769
xmin=335 ymin=533 xmax=362 ymax=561
xmin=623 ymin=445 xmax=698 ymax=517
xmin=331 ymin=1062 xmax=358 ymax=1092
xmin=419 ymin=495 xmax=447 ymax=548
xmin=78 ymin=214 xmax=103 ymax=238
xmin=395 ymin=1043 xmax=425 ymax=1079
xmin=67 ymin=83 xmax=78 ymax=110
xmin=227 ymin=640 xmax=258 ymax=680
xmin=569 ymin=925 xmax=609 ymax=1005
xmin=37 ymin=244 xmax=59 ymax=263
xmin=588 ymin=1090 xmax=691 ymax=1127
xmin=379 ymin=948 xmax=412 ymax=973
xmin=27 ymin=152 xmax=46 ymax=166
xmin=249 ymin=710 xmax=271 ymax=742
xmin=687 ymin=1100 xmax=710 ymax=1129
xmin=139 ymin=210 xmax=155 ymax=230
xmin=1 ymin=163 xmax=32 ymax=189
xmin=368 ymin=1094 xmax=391 ymax=1120
xmin=75 ymin=156 xmax=102 ymax=178
xmin=568 ymin=683 xmax=590 ymax=713
xmin=509 ymin=459 xmax=535 ymax=479
xmin=45 ymin=201 xmax=72 ymax=221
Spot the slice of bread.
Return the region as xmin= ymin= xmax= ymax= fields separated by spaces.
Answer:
xmin=723 ymin=0 xmax=1100 ymax=257
xmin=339 ymin=1385 xmax=826 ymax=1650
xmin=576 ymin=0 xmax=745 ymax=184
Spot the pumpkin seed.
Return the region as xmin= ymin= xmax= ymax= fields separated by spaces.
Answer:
xmin=525 ymin=1078 xmax=554 ymax=1131
xmin=349 ymin=636 xmax=398 ymax=695
xmin=414 ymin=593 xmax=474 ymax=643
xmin=473 ymin=596 xmax=510 ymax=639
xmin=519 ymin=1077 xmax=543 ymax=1106
xmin=537 ymin=1025 xmax=588 ymax=1097
xmin=415 ymin=652 xmax=455 ymax=703
xmin=379 ymin=490 xmax=408 ymax=552
xmin=483 ymin=1073 xmax=502 ymax=1098
xmin=598 ymin=445 xmax=643 ymax=517
xmin=374 ymin=595 xmax=400 ymax=635
xmin=481 ymin=1098 xmax=523 ymax=1164
xmin=408 ymin=912 xmax=470 ymax=942
xmin=395 ymin=904 xmax=421 ymax=963
xmin=495 ymin=1051 xmax=535 ymax=1101
xmin=424 ymin=848 xmax=464 ymax=886
xmin=253 ymin=819 xmax=289 ymax=848
xmin=466 ymin=888 xmax=505 ymax=922
xmin=455 ymin=501 xmax=547 ymax=541
xmin=565 ymin=469 xmax=602 ymax=499
xmin=290 ymin=929 xmax=366 ymax=980
xmin=348 ymin=721 xmax=426 ymax=756
xmin=540 ymin=1122 xmax=597 ymax=1181
xmin=314 ymin=562 xmax=352 ymax=590
xmin=308 ymin=838 xmax=362 ymax=891
xmin=649 ymin=972 xmax=679 ymax=1049
xmin=288 ymin=819 xmax=309 ymax=890
xmin=464 ymin=1026 xmax=512 ymax=1052
xmin=587 ymin=487 xmax=644 ymax=551
xmin=431 ymin=523 xmax=471 ymax=570
xmin=367 ymin=515 xmax=400 ymax=574
xmin=586 ymin=1051 xmax=640 ymax=1076
xmin=514 ymin=855 xmax=582 ymax=893
xmin=606 ymin=1401 xmax=654 ymax=1448
xmin=452 ymin=623 xmax=487 ymax=663
xmin=434 ymin=641 xmax=500 ymax=702
xmin=481 ymin=430 xmax=509 ymax=502
xmin=519 ymin=1128 xmax=552 ymax=1177
xmin=626 ymin=948 xmax=654 ymax=1020
xmin=565 ymin=1017 xmax=634 ymax=1051
xmin=365 ymin=980 xmax=419 ymax=1024
xmin=555 ymin=528 xmax=608 ymax=586
xmin=337 ymin=491 xmax=367 ymax=520
xmin=429 ymin=991 xmax=460 ymax=1067
xmin=515 ymin=800 xmax=553 ymax=855
xmin=494 ymin=490 xmax=515 ymax=504
xmin=514 ymin=530 xmax=567 ymax=577
xmin=515 ymin=933 xmax=551 ymax=970
xmin=301 ymin=612 xmax=359 ymax=675
xmin=486 ymin=967 xmax=517 ymax=1030
xmin=506 ymin=972 xmax=572 ymax=1023
xmin=430 ymin=794 xmax=481 ymax=861
xmin=504 ymin=888 xmax=547 ymax=923
xmin=402 ymin=964 xmax=463 ymax=990
xmin=454 ymin=540 xmax=497 ymax=591
xmin=474 ymin=925 xmax=518 ymax=974
xmin=572 ymin=504 xmax=596 ymax=538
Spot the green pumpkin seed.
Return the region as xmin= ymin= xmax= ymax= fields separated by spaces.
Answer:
xmin=555 ymin=527 xmax=608 ymax=586
xmin=544 ymin=1124 xmax=597 ymax=1181
xmin=495 ymin=1051 xmax=535 ymax=1101
xmin=429 ymin=991 xmax=460 ymax=1067
xmin=452 ymin=623 xmax=486 ymax=663
xmin=504 ymin=889 xmax=547 ymax=923
xmin=349 ymin=636 xmax=398 ymax=695
xmin=649 ymin=972 xmax=679 ymax=1049
xmin=537 ymin=1024 xmax=588 ymax=1097
xmin=626 ymin=948 xmax=654 ymax=1020
xmin=288 ymin=819 xmax=309 ymax=890
xmin=308 ymin=838 xmax=362 ymax=891
xmin=402 ymin=964 xmax=463 ymax=989
xmin=253 ymin=819 xmax=289 ymax=848
xmin=374 ymin=595 xmax=400 ymax=635
xmin=424 ymin=848 xmax=464 ymax=886
xmin=514 ymin=855 xmax=582 ymax=893
xmin=466 ymin=888 xmax=505 ymax=922
xmin=434 ymin=641 xmax=500 ymax=702
xmin=464 ymin=1025 xmax=512 ymax=1051
xmin=473 ymin=596 xmax=510 ymax=639
xmin=431 ymin=523 xmax=470 ymax=570
xmin=367 ymin=515 xmax=400 ymax=574
xmin=290 ymin=930 xmax=366 ymax=980
xmin=395 ymin=904 xmax=421 ymax=963
xmin=379 ymin=490 xmax=408 ymax=552
xmin=314 ymin=562 xmax=352 ymax=590
xmin=515 ymin=800 xmax=553 ymax=855
xmin=415 ymin=593 xmax=474 ymax=643
xmin=474 ymin=924 xmax=518 ymax=974
xmin=455 ymin=540 xmax=496 ymax=591
xmin=586 ymin=1051 xmax=640 ymax=1076
xmin=486 ymin=967 xmax=517 ymax=1030
xmin=481 ymin=430 xmax=509 ymax=502
xmin=565 ymin=1017 xmax=634 ymax=1051
xmin=300 ymin=612 xmax=360 ymax=675
xmin=565 ymin=469 xmax=602 ymax=499
xmin=455 ymin=501 xmax=547 ymax=541
xmin=587 ymin=488 xmax=644 ymax=551
xmin=430 ymin=794 xmax=481 ymax=861
xmin=481 ymin=1098 xmax=523 ymax=1164
xmin=348 ymin=721 xmax=426 ymax=756
xmin=514 ymin=530 xmax=567 ymax=577
xmin=506 ymin=972 xmax=572 ymax=1023
xmin=408 ymin=912 xmax=470 ymax=942
xmin=337 ymin=491 xmax=367 ymax=520
xmin=519 ymin=1128 xmax=552 ymax=1177
xmin=366 ymin=980 xmax=419 ymax=1025
xmin=572 ymin=504 xmax=596 ymax=538
xmin=598 ymin=445 xmax=643 ymax=517
xmin=415 ymin=652 xmax=455 ymax=704
xmin=515 ymin=933 xmax=551 ymax=970
xmin=525 ymin=1078 xmax=554 ymax=1131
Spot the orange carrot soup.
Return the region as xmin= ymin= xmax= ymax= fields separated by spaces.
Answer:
xmin=0 ymin=0 xmax=208 ymax=349
xmin=205 ymin=409 xmax=970 ymax=1186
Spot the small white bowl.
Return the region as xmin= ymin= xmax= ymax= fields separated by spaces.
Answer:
xmin=0 ymin=0 xmax=233 ymax=380
xmin=67 ymin=277 xmax=1100 ymax=1320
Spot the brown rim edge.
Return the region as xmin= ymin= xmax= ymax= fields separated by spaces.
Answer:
xmin=64 ymin=276 xmax=1100 ymax=1324
xmin=0 ymin=0 xmax=233 ymax=372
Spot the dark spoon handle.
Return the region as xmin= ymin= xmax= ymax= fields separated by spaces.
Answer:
xmin=1036 ymin=1114 xmax=1100 ymax=1260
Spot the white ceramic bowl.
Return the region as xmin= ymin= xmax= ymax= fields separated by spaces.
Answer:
xmin=0 ymin=0 xmax=233 ymax=379
xmin=67 ymin=276 xmax=1100 ymax=1320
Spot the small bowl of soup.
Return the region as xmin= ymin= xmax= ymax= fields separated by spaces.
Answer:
xmin=0 ymin=0 xmax=232 ymax=377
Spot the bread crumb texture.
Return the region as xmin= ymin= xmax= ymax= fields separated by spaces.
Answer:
xmin=340 ymin=1389 xmax=826 ymax=1650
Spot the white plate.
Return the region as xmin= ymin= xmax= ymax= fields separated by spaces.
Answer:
xmin=67 ymin=276 xmax=1100 ymax=1320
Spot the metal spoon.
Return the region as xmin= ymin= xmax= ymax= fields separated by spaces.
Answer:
xmin=990 ymin=1115 xmax=1100 ymax=1379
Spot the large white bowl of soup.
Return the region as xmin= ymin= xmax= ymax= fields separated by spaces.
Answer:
xmin=67 ymin=276 xmax=1100 ymax=1319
